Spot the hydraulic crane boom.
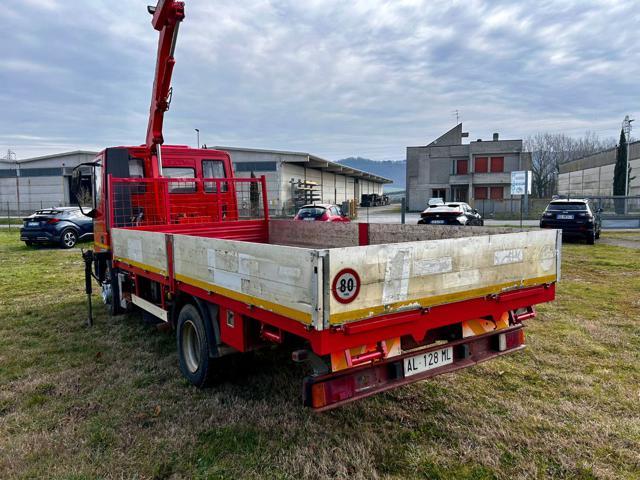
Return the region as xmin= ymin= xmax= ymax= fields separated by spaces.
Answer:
xmin=145 ymin=0 xmax=185 ymax=154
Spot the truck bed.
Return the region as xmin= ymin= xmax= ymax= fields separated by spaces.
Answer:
xmin=111 ymin=220 xmax=561 ymax=331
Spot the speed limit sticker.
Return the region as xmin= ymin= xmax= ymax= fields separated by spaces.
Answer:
xmin=332 ymin=268 xmax=361 ymax=304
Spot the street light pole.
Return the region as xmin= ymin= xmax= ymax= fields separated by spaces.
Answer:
xmin=195 ymin=128 xmax=200 ymax=148
xmin=622 ymin=116 xmax=634 ymax=214
xmin=623 ymin=116 xmax=634 ymax=196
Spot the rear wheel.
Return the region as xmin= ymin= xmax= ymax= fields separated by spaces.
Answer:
xmin=177 ymin=304 xmax=213 ymax=387
xmin=586 ymin=231 xmax=596 ymax=245
xmin=60 ymin=229 xmax=77 ymax=249
xmin=103 ymin=264 xmax=124 ymax=316
xmin=24 ymin=241 xmax=33 ymax=247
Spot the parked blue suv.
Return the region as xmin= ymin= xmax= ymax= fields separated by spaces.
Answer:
xmin=20 ymin=207 xmax=93 ymax=248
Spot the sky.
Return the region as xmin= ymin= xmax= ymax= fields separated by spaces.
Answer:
xmin=1 ymin=0 xmax=638 ymax=161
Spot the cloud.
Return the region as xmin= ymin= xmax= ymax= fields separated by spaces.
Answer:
xmin=0 ymin=0 xmax=638 ymax=161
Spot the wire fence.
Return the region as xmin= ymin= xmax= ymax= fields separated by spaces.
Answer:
xmin=2 ymin=201 xmax=76 ymax=228
xmin=108 ymin=176 xmax=268 ymax=228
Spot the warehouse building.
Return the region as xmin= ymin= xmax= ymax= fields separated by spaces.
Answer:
xmin=0 ymin=147 xmax=392 ymax=217
xmin=558 ymin=141 xmax=640 ymax=196
xmin=0 ymin=151 xmax=97 ymax=214
xmin=406 ymin=124 xmax=531 ymax=212
xmin=212 ymin=146 xmax=392 ymax=215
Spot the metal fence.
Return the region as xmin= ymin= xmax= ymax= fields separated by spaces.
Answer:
xmin=586 ymin=196 xmax=640 ymax=216
xmin=2 ymin=201 xmax=75 ymax=228
xmin=473 ymin=198 xmax=552 ymax=220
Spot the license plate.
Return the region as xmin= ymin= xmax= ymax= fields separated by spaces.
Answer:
xmin=430 ymin=219 xmax=445 ymax=224
xmin=557 ymin=214 xmax=574 ymax=220
xmin=27 ymin=222 xmax=39 ymax=227
xmin=404 ymin=346 xmax=453 ymax=377
xmin=303 ymin=217 xmax=315 ymax=221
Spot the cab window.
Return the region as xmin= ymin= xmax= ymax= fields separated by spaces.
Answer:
xmin=163 ymin=167 xmax=196 ymax=193
xmin=129 ymin=158 xmax=145 ymax=178
xmin=202 ymin=160 xmax=227 ymax=193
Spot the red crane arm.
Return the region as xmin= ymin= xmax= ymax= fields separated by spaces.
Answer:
xmin=145 ymin=0 xmax=185 ymax=153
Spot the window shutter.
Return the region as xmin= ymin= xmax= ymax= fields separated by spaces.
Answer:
xmin=475 ymin=157 xmax=488 ymax=173
xmin=490 ymin=157 xmax=504 ymax=172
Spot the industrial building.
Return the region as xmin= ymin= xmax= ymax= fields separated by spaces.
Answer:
xmin=406 ymin=124 xmax=531 ymax=212
xmin=558 ymin=141 xmax=640 ymax=196
xmin=212 ymin=146 xmax=392 ymax=215
xmin=0 ymin=147 xmax=392 ymax=216
xmin=0 ymin=151 xmax=97 ymax=214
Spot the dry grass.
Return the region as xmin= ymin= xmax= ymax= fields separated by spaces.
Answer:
xmin=0 ymin=231 xmax=639 ymax=479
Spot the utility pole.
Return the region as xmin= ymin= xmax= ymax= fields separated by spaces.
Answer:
xmin=195 ymin=128 xmax=200 ymax=148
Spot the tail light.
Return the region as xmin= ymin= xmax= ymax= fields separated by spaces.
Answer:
xmin=320 ymin=212 xmax=329 ymax=221
xmin=310 ymin=377 xmax=356 ymax=408
xmin=498 ymin=329 xmax=525 ymax=352
xmin=46 ymin=218 xmax=60 ymax=224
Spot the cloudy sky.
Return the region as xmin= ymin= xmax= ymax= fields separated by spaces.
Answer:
xmin=1 ymin=0 xmax=638 ymax=161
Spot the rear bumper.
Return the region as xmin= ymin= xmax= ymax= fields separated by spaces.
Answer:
xmin=540 ymin=222 xmax=593 ymax=235
xmin=19 ymin=229 xmax=59 ymax=242
xmin=304 ymin=324 xmax=526 ymax=410
xmin=418 ymin=218 xmax=463 ymax=225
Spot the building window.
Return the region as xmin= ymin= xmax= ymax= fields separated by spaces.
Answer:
xmin=475 ymin=157 xmax=488 ymax=173
xmin=432 ymin=188 xmax=446 ymax=201
xmin=456 ymin=159 xmax=468 ymax=175
xmin=490 ymin=157 xmax=504 ymax=172
xmin=490 ymin=186 xmax=504 ymax=199
xmin=474 ymin=187 xmax=488 ymax=199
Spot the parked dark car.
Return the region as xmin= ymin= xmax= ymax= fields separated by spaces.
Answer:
xmin=540 ymin=199 xmax=601 ymax=244
xmin=418 ymin=202 xmax=484 ymax=226
xmin=294 ymin=204 xmax=350 ymax=222
xmin=20 ymin=207 xmax=93 ymax=248
xmin=360 ymin=194 xmax=390 ymax=207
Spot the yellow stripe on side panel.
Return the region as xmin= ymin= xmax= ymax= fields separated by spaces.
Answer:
xmin=329 ymin=274 xmax=556 ymax=325
xmin=113 ymin=256 xmax=167 ymax=276
xmin=93 ymin=241 xmax=110 ymax=250
xmin=174 ymin=273 xmax=312 ymax=325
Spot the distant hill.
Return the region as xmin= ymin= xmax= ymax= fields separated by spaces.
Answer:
xmin=336 ymin=157 xmax=406 ymax=189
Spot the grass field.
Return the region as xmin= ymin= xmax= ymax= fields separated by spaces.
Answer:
xmin=0 ymin=231 xmax=639 ymax=479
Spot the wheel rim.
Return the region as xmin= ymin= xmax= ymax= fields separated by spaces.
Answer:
xmin=63 ymin=231 xmax=76 ymax=247
xmin=182 ymin=320 xmax=201 ymax=374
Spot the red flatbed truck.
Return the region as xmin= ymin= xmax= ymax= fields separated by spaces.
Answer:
xmin=72 ymin=0 xmax=561 ymax=410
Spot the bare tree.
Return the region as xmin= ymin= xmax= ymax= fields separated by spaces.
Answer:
xmin=524 ymin=131 xmax=616 ymax=198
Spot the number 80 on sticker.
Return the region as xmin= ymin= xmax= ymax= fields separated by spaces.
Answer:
xmin=332 ymin=268 xmax=361 ymax=303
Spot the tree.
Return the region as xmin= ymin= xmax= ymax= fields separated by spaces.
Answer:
xmin=524 ymin=131 xmax=616 ymax=198
xmin=613 ymin=128 xmax=628 ymax=196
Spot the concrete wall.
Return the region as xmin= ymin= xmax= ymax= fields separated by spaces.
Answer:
xmin=558 ymin=158 xmax=640 ymax=196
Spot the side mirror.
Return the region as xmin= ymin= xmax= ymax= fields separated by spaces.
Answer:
xmin=70 ymin=167 xmax=83 ymax=199
xmin=71 ymin=163 xmax=96 ymax=216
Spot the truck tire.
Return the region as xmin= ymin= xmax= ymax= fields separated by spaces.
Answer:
xmin=177 ymin=304 xmax=213 ymax=387
xmin=104 ymin=264 xmax=125 ymax=316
